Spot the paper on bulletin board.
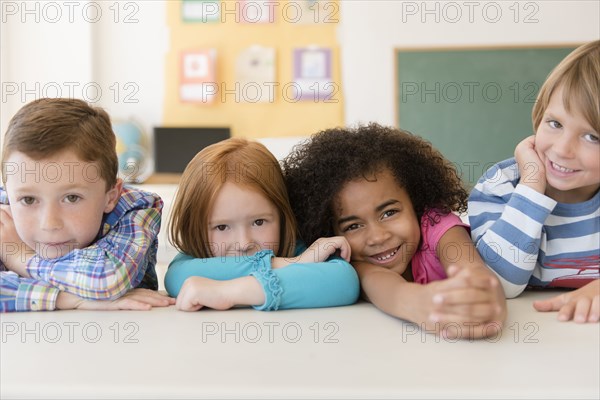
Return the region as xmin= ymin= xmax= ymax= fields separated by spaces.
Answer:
xmin=181 ymin=0 xmax=221 ymax=23
xmin=237 ymin=0 xmax=275 ymax=23
xmin=290 ymin=0 xmax=333 ymax=24
xmin=180 ymin=49 xmax=217 ymax=104
xmin=236 ymin=46 xmax=276 ymax=102
xmin=292 ymin=47 xmax=334 ymax=101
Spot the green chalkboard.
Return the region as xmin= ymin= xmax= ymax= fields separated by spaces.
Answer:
xmin=396 ymin=46 xmax=576 ymax=187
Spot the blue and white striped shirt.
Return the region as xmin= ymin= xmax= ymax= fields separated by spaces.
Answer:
xmin=468 ymin=158 xmax=599 ymax=298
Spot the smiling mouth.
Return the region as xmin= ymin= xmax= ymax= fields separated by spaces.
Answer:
xmin=371 ymin=246 xmax=401 ymax=262
xmin=550 ymin=160 xmax=577 ymax=174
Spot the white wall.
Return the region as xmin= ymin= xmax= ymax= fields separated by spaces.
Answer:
xmin=1 ymin=0 xmax=93 ymax=147
xmin=1 ymin=6 xmax=9 ymax=143
xmin=339 ymin=0 xmax=600 ymax=127
xmin=2 ymin=0 xmax=599 ymax=146
xmin=0 ymin=0 xmax=167 ymax=153
xmin=91 ymin=1 xmax=168 ymax=140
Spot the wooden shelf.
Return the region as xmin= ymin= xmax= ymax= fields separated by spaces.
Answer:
xmin=139 ymin=173 xmax=182 ymax=185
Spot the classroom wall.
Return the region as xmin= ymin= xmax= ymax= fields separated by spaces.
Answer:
xmin=162 ymin=0 xmax=343 ymax=139
xmin=1 ymin=13 xmax=9 ymax=141
xmin=1 ymin=1 xmax=94 ymax=143
xmin=0 ymin=0 xmax=167 ymax=151
xmin=1 ymin=1 xmax=599 ymax=151
xmin=339 ymin=0 xmax=600 ymax=127
xmin=91 ymin=1 xmax=168 ymax=141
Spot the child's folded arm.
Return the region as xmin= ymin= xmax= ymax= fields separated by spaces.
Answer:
xmin=0 ymin=271 xmax=60 ymax=312
xmin=164 ymin=251 xmax=269 ymax=297
xmin=469 ymin=177 xmax=557 ymax=298
xmin=25 ymin=204 xmax=161 ymax=301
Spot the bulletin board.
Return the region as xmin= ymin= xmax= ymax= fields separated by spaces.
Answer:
xmin=395 ymin=45 xmax=577 ymax=187
xmin=163 ymin=0 xmax=344 ymax=139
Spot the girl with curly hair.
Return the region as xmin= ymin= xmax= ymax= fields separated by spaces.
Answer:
xmin=283 ymin=123 xmax=506 ymax=339
xmin=164 ymin=138 xmax=359 ymax=311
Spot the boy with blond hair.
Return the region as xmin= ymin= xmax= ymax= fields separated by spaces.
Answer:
xmin=469 ymin=40 xmax=599 ymax=323
xmin=0 ymin=98 xmax=173 ymax=312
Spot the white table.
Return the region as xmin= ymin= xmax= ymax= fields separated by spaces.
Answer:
xmin=1 ymin=291 xmax=598 ymax=399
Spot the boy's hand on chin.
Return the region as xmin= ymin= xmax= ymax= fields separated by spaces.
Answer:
xmin=514 ymin=135 xmax=546 ymax=194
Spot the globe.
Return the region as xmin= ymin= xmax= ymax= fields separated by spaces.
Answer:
xmin=112 ymin=121 xmax=151 ymax=183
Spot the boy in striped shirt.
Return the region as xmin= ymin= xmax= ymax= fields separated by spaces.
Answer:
xmin=0 ymin=98 xmax=174 ymax=312
xmin=469 ymin=40 xmax=599 ymax=323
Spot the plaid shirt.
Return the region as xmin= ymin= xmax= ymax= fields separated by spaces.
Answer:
xmin=0 ymin=186 xmax=162 ymax=312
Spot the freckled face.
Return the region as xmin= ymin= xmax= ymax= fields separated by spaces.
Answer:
xmin=207 ymin=182 xmax=281 ymax=257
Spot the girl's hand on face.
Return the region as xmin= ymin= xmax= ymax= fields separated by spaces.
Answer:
xmin=533 ymin=280 xmax=600 ymax=323
xmin=297 ymin=236 xmax=352 ymax=264
xmin=515 ymin=135 xmax=546 ymax=194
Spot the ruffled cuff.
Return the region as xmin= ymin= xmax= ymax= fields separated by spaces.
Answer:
xmin=248 ymin=250 xmax=283 ymax=311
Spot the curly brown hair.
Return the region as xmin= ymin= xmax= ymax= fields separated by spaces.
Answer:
xmin=282 ymin=123 xmax=468 ymax=245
